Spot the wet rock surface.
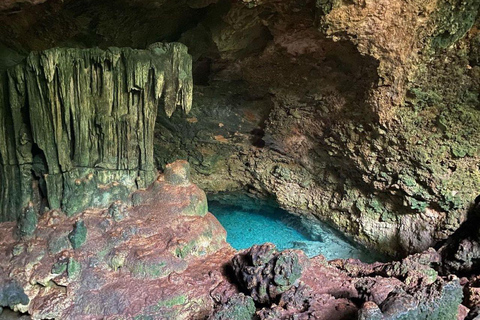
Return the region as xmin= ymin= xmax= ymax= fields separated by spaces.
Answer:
xmin=0 ymin=43 xmax=193 ymax=221
xmin=0 ymin=0 xmax=479 ymax=319
xmin=151 ymin=0 xmax=480 ymax=258
xmin=0 ymin=0 xmax=479 ymax=261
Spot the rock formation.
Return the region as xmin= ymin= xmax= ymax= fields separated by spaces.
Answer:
xmin=0 ymin=165 xmax=468 ymax=319
xmin=153 ymin=0 xmax=480 ymax=257
xmin=213 ymin=244 xmax=463 ymax=320
xmin=0 ymin=0 xmax=479 ymax=259
xmin=0 ymin=43 xmax=193 ymax=221
xmin=0 ymin=160 xmax=233 ymax=319
xmin=0 ymin=0 xmax=480 ymax=318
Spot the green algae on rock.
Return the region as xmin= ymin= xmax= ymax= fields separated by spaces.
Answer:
xmin=211 ymin=293 xmax=256 ymax=320
xmin=0 ymin=43 xmax=193 ymax=221
xmin=16 ymin=203 xmax=37 ymax=238
xmin=68 ymin=220 xmax=87 ymax=249
xmin=0 ymin=161 xmax=233 ymax=319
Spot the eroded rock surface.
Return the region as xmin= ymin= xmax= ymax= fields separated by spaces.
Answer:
xmin=211 ymin=244 xmax=463 ymax=320
xmin=0 ymin=1 xmax=479 ymax=318
xmin=0 ymin=43 xmax=193 ymax=221
xmin=0 ymin=0 xmax=479 ymax=260
xmin=0 ymin=161 xmax=234 ymax=319
xmin=153 ymin=0 xmax=480 ymax=257
xmin=0 ymin=160 xmax=471 ymax=320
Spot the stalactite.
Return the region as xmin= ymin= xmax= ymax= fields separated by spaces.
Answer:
xmin=0 ymin=42 xmax=193 ymax=220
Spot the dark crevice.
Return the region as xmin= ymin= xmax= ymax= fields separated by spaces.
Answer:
xmin=193 ymin=57 xmax=212 ymax=86
xmin=250 ymin=128 xmax=265 ymax=148
xmin=31 ymin=143 xmax=48 ymax=203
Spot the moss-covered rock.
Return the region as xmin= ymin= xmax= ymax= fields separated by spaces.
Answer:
xmin=68 ymin=220 xmax=87 ymax=249
xmin=431 ymin=0 xmax=480 ymax=49
xmin=108 ymin=201 xmax=129 ymax=222
xmin=67 ymin=257 xmax=81 ymax=279
xmin=16 ymin=204 xmax=37 ymax=238
xmin=0 ymin=282 xmax=29 ymax=309
xmin=210 ymin=293 xmax=255 ymax=320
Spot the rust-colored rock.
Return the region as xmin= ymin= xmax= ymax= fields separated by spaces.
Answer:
xmin=0 ymin=165 xmax=468 ymax=319
xmin=212 ymin=243 xmax=464 ymax=320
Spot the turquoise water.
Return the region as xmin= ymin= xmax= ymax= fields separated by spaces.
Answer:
xmin=209 ymin=200 xmax=384 ymax=263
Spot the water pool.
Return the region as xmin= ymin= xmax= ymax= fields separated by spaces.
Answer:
xmin=209 ymin=200 xmax=384 ymax=263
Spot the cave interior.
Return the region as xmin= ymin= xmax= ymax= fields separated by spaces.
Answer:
xmin=0 ymin=0 xmax=480 ymax=319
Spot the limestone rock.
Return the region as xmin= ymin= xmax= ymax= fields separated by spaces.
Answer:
xmin=164 ymin=160 xmax=191 ymax=186
xmin=0 ymin=43 xmax=193 ymax=221
xmin=212 ymin=243 xmax=464 ymax=320
xmin=358 ymin=302 xmax=383 ymax=320
xmin=210 ymin=293 xmax=256 ymax=320
xmin=0 ymin=282 xmax=29 ymax=311
xmin=16 ymin=204 xmax=37 ymax=238
xmin=68 ymin=220 xmax=87 ymax=249
xmin=108 ymin=201 xmax=129 ymax=222
xmin=0 ymin=166 xmax=232 ymax=319
xmin=232 ymin=243 xmax=305 ymax=304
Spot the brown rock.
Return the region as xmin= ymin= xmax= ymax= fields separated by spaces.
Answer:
xmin=164 ymin=160 xmax=191 ymax=186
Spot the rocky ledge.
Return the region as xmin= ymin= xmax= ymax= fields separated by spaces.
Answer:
xmin=0 ymin=160 xmax=234 ymax=319
xmin=0 ymin=160 xmax=475 ymax=320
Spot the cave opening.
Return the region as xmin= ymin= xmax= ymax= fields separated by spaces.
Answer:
xmin=0 ymin=0 xmax=428 ymax=258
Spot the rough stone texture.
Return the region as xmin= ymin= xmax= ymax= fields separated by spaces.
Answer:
xmin=0 ymin=43 xmax=193 ymax=221
xmin=16 ymin=204 xmax=37 ymax=238
xmin=232 ymin=243 xmax=305 ymax=304
xmin=211 ymin=243 xmax=464 ymax=320
xmin=437 ymin=201 xmax=480 ymax=319
xmin=67 ymin=220 xmax=86 ymax=249
xmin=439 ymin=201 xmax=480 ymax=276
xmin=210 ymin=293 xmax=256 ymax=320
xmin=317 ymin=0 xmax=480 ymax=122
xmin=0 ymin=0 xmax=47 ymax=13
xmin=0 ymin=0 xmax=211 ymax=53
xmin=0 ymin=164 xmax=233 ymax=319
xmin=154 ymin=0 xmax=480 ymax=257
xmin=0 ymin=167 xmax=470 ymax=319
xmin=164 ymin=160 xmax=192 ymax=186
xmin=2 ymin=0 xmax=479 ymax=259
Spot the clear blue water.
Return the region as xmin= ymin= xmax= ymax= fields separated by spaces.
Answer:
xmin=209 ymin=200 xmax=385 ymax=263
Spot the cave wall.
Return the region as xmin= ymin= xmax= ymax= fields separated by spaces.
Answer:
xmin=154 ymin=0 xmax=480 ymax=256
xmin=0 ymin=0 xmax=479 ymax=256
xmin=0 ymin=43 xmax=192 ymax=220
